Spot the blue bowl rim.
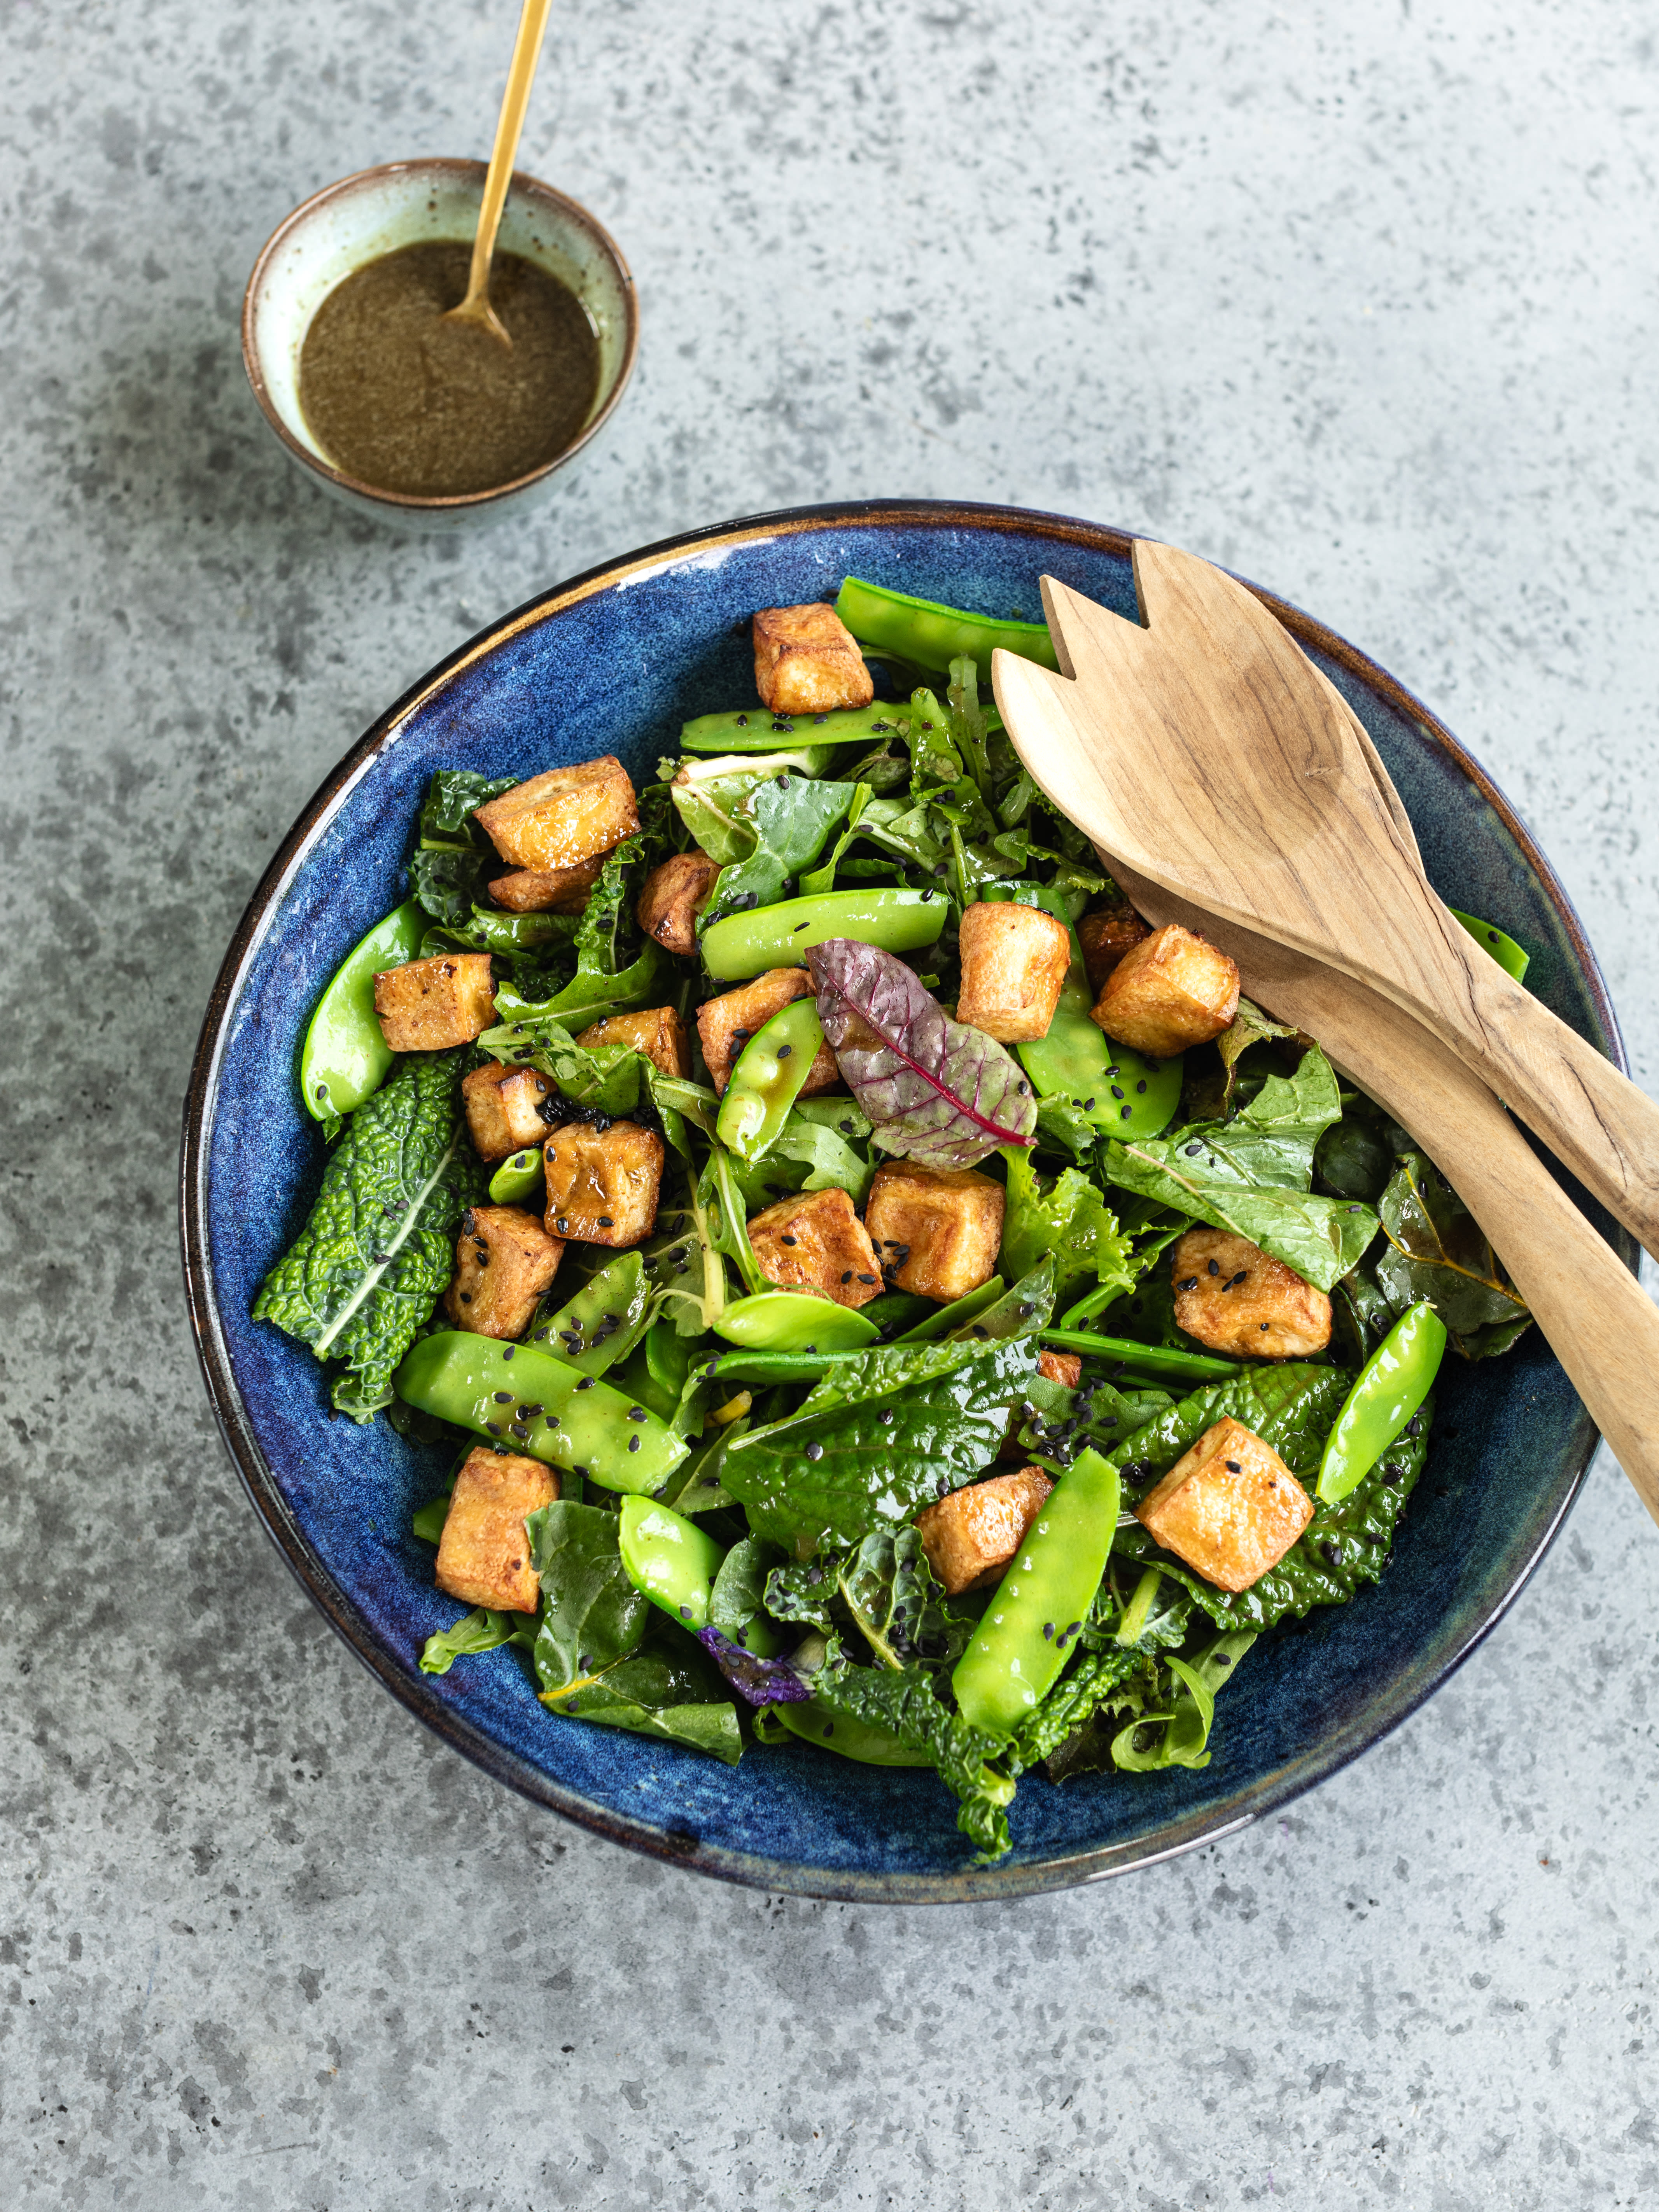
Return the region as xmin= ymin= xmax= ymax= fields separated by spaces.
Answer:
xmin=178 ymin=498 xmax=1629 ymax=1904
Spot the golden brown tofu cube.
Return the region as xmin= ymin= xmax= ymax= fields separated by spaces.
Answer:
xmin=435 ymin=1447 xmax=559 ymax=1614
xmin=916 ymin=1466 xmax=1055 ymax=1597
xmin=373 ymin=954 xmax=495 ymax=1052
xmin=573 ymin=1006 xmax=691 ymax=1080
xmin=487 ymin=857 xmax=605 ymax=914
xmin=752 ymin=603 xmax=875 ymax=716
xmin=955 ymin=901 xmax=1073 ymax=1042
xmin=543 ymin=1121 xmax=665 ymax=1246
xmin=637 ymin=850 xmax=722 ymax=957
xmin=444 ymin=1204 xmax=564 ymax=1339
xmin=695 ymin=968 xmax=839 ymax=1095
xmin=462 ymin=1062 xmax=556 ymax=1162
xmin=1001 ymin=1349 xmax=1082 ymax=1461
xmin=864 ymin=1162 xmax=1004 ymax=1303
xmin=1171 ymin=1228 xmax=1333 ymax=1359
xmin=473 ymin=757 xmax=639 ymax=872
xmin=1090 ymin=922 xmax=1240 ymax=1059
xmin=1135 ymin=1416 xmax=1314 ymax=1592
xmin=1078 ymin=904 xmax=1151 ymax=993
xmin=747 ymin=1187 xmax=882 ymax=1307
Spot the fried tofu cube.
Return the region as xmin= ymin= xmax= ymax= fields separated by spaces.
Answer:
xmin=1078 ymin=903 xmax=1151 ymax=993
xmin=916 ymin=1466 xmax=1055 ymax=1597
xmin=573 ymin=1006 xmax=691 ymax=1080
xmin=752 ymin=603 xmax=875 ymax=716
xmin=637 ymin=850 xmax=722 ymax=957
xmin=462 ymin=1062 xmax=556 ymax=1162
xmin=543 ymin=1120 xmax=664 ymax=1246
xmin=373 ymin=954 xmax=495 ymax=1052
xmin=1090 ymin=922 xmax=1240 ymax=1058
xmin=444 ymin=1204 xmax=564 ymax=1338
xmin=1001 ymin=1350 xmax=1082 ymax=1461
xmin=747 ymin=1187 xmax=882 ymax=1307
xmin=955 ymin=901 xmax=1073 ymax=1042
xmin=1135 ymin=1416 xmax=1313 ymax=1592
xmin=487 ymin=857 xmax=604 ymax=914
xmin=473 ymin=757 xmax=639 ymax=872
xmin=696 ymin=968 xmax=839 ymax=1095
xmin=435 ymin=1447 xmax=559 ymax=1614
xmin=864 ymin=1162 xmax=1004 ymax=1303
xmin=1171 ymin=1228 xmax=1332 ymax=1359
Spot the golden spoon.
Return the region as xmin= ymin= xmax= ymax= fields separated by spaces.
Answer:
xmin=444 ymin=0 xmax=555 ymax=346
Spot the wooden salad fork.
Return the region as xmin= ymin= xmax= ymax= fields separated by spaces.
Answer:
xmin=991 ymin=542 xmax=1659 ymax=1265
xmin=1106 ymin=854 xmax=1659 ymax=1527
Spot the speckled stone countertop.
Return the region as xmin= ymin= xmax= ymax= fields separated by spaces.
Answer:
xmin=4 ymin=3 xmax=1657 ymax=2205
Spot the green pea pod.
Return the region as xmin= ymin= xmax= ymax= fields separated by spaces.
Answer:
xmin=952 ymin=1447 xmax=1122 ymax=1736
xmin=392 ymin=1331 xmax=687 ymax=1494
xmin=712 ymin=1290 xmax=881 ymax=1354
xmin=896 ymin=1276 xmax=1005 ymax=1344
xmin=617 ymin=1495 xmax=726 ymax=1631
xmin=774 ymin=1697 xmax=935 ymax=1766
xmin=299 ymin=899 xmax=426 ymax=1124
xmin=1039 ymin=1328 xmax=1241 ymax=1383
xmin=700 ymin=888 xmax=947 ymax=982
xmin=526 ymin=1251 xmax=654 ymax=1376
xmin=1015 ymin=924 xmax=1182 ymax=1141
xmin=834 ymin=576 xmax=1061 ymax=677
xmin=1449 ymin=908 xmax=1531 ymax=985
xmin=691 ymin=1347 xmax=861 ymax=1388
xmin=714 ymin=999 xmax=826 ymax=1162
xmin=679 ymin=702 xmax=911 ymax=755
xmin=488 ymin=1148 xmax=544 ymax=1206
xmin=1316 ymin=1300 xmax=1447 ymax=1504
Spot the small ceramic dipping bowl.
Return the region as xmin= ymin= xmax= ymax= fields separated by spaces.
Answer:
xmin=242 ymin=158 xmax=638 ymax=528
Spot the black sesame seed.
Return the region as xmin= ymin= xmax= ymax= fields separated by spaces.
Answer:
xmin=571 ymin=1465 xmax=588 ymax=1478
xmin=628 ymin=1435 xmax=641 ymax=1452
xmin=511 ymin=1422 xmax=529 ymax=1438
xmin=777 ymin=1043 xmax=794 ymax=1058
xmin=1136 ymin=1080 xmax=1147 ymax=1094
xmin=493 ymin=1391 xmax=514 ymax=1404
xmin=858 ymin=1273 xmax=877 ymax=1284
xmin=805 ymin=1441 xmax=824 ymax=1460
xmin=1225 ymin=1458 xmax=1241 ymax=1471
xmin=1043 ymin=1622 xmax=1055 ymax=1640
xmin=839 ymin=1119 xmax=856 ymax=1134
xmin=1104 ymin=1066 xmax=1120 ymax=1078
xmin=1208 ymin=1258 xmax=1220 ymax=1275
xmin=502 ymin=1346 xmax=514 ymax=1361
xmin=1260 ymin=1321 xmax=1270 ymax=1331
xmin=1176 ymin=1276 xmax=1198 ymax=1291
xmin=1110 ymin=1086 xmax=1125 ymax=1101
xmin=576 ymin=1377 xmax=595 ymax=1391
xmin=1185 ymin=1142 xmax=1202 ymax=1156
xmin=780 ymin=1233 xmax=797 ymax=1246
xmin=1120 ymin=1105 xmax=1131 ymax=1118
xmin=597 ymin=1216 xmax=614 ymax=1228
xmin=920 ymin=888 xmax=935 ymax=902
xmin=458 ymin=1291 xmax=473 ymax=1304
xmin=627 ymin=1406 xmax=647 ymax=1421
xmin=840 ymin=1270 xmax=853 ymax=1283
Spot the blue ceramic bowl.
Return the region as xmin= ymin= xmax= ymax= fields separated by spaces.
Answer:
xmin=181 ymin=501 xmax=1633 ymax=1901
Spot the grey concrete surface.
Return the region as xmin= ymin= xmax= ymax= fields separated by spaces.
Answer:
xmin=3 ymin=1 xmax=1657 ymax=2205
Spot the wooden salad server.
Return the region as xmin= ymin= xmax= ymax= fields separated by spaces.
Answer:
xmin=990 ymin=542 xmax=1659 ymax=1265
xmin=1106 ymin=852 xmax=1659 ymax=1528
xmin=444 ymin=0 xmax=555 ymax=345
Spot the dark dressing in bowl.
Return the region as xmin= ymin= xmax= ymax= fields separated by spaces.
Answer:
xmin=298 ymin=240 xmax=601 ymax=498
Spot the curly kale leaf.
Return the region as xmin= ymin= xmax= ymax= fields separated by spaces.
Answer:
xmin=408 ymin=770 xmax=517 ymax=924
xmin=254 ymin=1050 xmax=485 ymax=1419
xmin=1006 ymin=1645 xmax=1150 ymax=1773
xmin=812 ymin=1655 xmax=1016 ymax=1860
xmin=766 ymin=1526 xmax=971 ymax=1671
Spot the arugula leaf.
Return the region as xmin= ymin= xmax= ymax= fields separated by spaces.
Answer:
xmin=723 ymin=1333 xmax=1040 ymax=1547
xmin=723 ymin=1103 xmax=877 ymax=1214
xmin=1373 ymin=1150 xmax=1531 ymax=1358
xmin=1108 ymin=1634 xmax=1256 ymax=1771
xmin=700 ymin=772 xmax=859 ymax=930
xmin=808 ymin=937 xmax=1038 ymax=1169
xmin=811 ymin=1654 xmax=1016 ymax=1860
xmin=253 ymin=1050 xmax=486 ymax=1418
xmin=418 ymin=1606 xmax=527 ymax=1676
xmin=1001 ymin=1146 xmax=1136 ymax=1303
xmin=478 ymin=1012 xmax=651 ymax=1116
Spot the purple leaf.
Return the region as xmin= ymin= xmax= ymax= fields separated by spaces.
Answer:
xmin=695 ymin=1627 xmax=814 ymax=1706
xmin=807 ymin=938 xmax=1038 ymax=1169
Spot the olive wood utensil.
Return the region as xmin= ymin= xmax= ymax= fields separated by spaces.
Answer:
xmin=991 ymin=543 xmax=1659 ymax=1264
xmin=1104 ymin=854 xmax=1659 ymax=1528
xmin=444 ymin=0 xmax=555 ymax=345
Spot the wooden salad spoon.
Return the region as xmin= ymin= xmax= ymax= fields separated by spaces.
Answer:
xmin=443 ymin=0 xmax=555 ymax=345
xmin=1105 ymin=852 xmax=1659 ymax=1528
xmin=990 ymin=542 xmax=1659 ymax=1265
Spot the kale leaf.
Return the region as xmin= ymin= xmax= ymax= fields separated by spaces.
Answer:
xmin=408 ymin=770 xmax=518 ymax=925
xmin=810 ymin=1653 xmax=1016 ymax=1860
xmin=1373 ymin=1150 xmax=1531 ymax=1357
xmin=766 ymin=1526 xmax=970 ymax=1670
xmin=253 ymin=1049 xmax=485 ymax=1418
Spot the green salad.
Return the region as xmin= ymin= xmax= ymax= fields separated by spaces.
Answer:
xmin=254 ymin=577 xmax=1533 ymax=1862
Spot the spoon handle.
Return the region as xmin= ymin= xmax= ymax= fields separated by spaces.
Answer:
xmin=1111 ymin=861 xmax=1659 ymax=1529
xmin=462 ymin=0 xmax=554 ymax=314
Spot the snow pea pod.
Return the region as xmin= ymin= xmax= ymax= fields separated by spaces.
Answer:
xmin=392 ymin=1331 xmax=687 ymax=1494
xmin=834 ymin=576 xmax=1061 ymax=677
xmin=952 ymin=1448 xmax=1123 ymax=1736
xmin=299 ymin=898 xmax=426 ymax=1124
xmin=692 ymin=1347 xmax=861 ymax=1388
xmin=679 ymin=702 xmax=910 ymax=756
xmin=1316 ymin=1300 xmax=1446 ymax=1504
xmin=700 ymin=887 xmax=946 ymax=981
xmin=1039 ymin=1328 xmax=1241 ymax=1382
xmin=617 ymin=1496 xmax=726 ymax=1631
xmin=526 ymin=1251 xmax=654 ymax=1376
xmin=774 ymin=1697 xmax=935 ymax=1766
xmin=715 ymin=999 xmax=826 ymax=1162
xmin=488 ymin=1147 xmax=544 ymax=1206
xmin=896 ymin=1276 xmax=1006 ymax=1344
xmin=1016 ymin=928 xmax=1182 ymax=1140
xmin=1450 ymin=908 xmax=1531 ymax=985
xmin=712 ymin=1290 xmax=881 ymax=1353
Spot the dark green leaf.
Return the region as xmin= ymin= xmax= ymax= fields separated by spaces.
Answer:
xmin=701 ymin=773 xmax=860 ymax=929
xmin=812 ymin=1653 xmax=1015 ymax=1860
xmin=526 ymin=1500 xmax=650 ymax=1691
xmin=1006 ymin=1645 xmax=1149 ymax=1772
xmin=1001 ymin=1147 xmax=1136 ymax=1302
xmin=1373 ymin=1151 xmax=1531 ymax=1357
xmin=547 ymin=1631 xmax=743 ymax=1763
xmin=1215 ymin=998 xmax=1299 ymax=1108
